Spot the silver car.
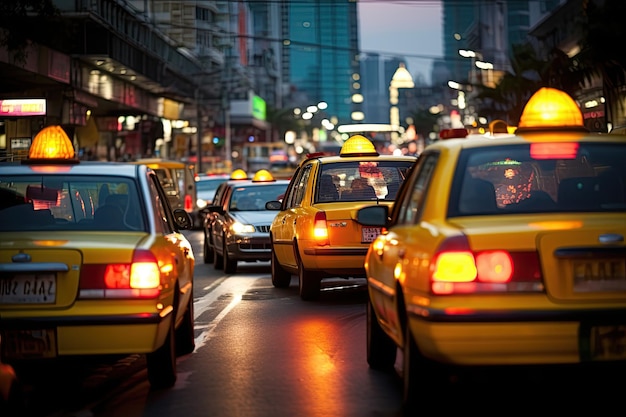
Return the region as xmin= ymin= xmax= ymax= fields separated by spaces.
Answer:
xmin=203 ymin=171 xmax=289 ymax=274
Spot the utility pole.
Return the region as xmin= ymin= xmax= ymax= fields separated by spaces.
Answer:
xmin=196 ymin=88 xmax=203 ymax=174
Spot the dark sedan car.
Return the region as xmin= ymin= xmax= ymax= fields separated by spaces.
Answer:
xmin=202 ymin=169 xmax=289 ymax=274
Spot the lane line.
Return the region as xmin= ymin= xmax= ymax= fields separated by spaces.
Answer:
xmin=192 ymin=275 xmax=258 ymax=352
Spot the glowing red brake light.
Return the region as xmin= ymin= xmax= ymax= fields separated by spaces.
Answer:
xmin=184 ymin=194 xmax=193 ymax=211
xmin=80 ymin=250 xmax=161 ymax=299
xmin=313 ymin=211 xmax=329 ymax=245
xmin=430 ymin=236 xmax=543 ymax=294
xmin=475 ymin=251 xmax=513 ymax=283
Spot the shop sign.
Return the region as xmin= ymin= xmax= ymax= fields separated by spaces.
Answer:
xmin=0 ymin=99 xmax=46 ymax=116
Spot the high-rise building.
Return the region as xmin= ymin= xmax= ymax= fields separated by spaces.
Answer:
xmin=280 ymin=0 xmax=359 ymax=125
xmin=441 ymin=0 xmax=475 ymax=85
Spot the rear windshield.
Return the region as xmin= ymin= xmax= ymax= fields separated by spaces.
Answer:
xmin=0 ymin=175 xmax=145 ymax=231
xmin=448 ymin=142 xmax=626 ymax=216
xmin=229 ymin=183 xmax=289 ymax=211
xmin=317 ymin=160 xmax=414 ymax=203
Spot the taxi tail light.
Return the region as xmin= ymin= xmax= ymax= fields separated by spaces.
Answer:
xmin=313 ymin=211 xmax=330 ymax=246
xmin=184 ymin=194 xmax=193 ymax=211
xmin=79 ymin=250 xmax=161 ymax=299
xmin=430 ymin=235 xmax=543 ymax=295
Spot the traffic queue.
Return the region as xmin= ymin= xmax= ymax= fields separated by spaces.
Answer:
xmin=1 ymin=86 xmax=624 ymax=415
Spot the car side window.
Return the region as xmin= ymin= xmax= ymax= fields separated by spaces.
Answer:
xmin=285 ymin=164 xmax=311 ymax=208
xmin=212 ymin=183 xmax=227 ymax=207
xmin=396 ymin=154 xmax=437 ymax=225
xmin=148 ymin=173 xmax=175 ymax=234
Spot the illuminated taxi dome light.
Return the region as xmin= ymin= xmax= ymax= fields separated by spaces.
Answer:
xmin=340 ymin=135 xmax=378 ymax=157
xmin=517 ymin=87 xmax=588 ymax=133
xmin=230 ymin=169 xmax=248 ymax=180
xmin=28 ymin=125 xmax=76 ymax=161
xmin=252 ymin=169 xmax=275 ymax=182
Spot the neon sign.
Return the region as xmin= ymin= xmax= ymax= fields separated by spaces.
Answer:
xmin=0 ymin=99 xmax=46 ymax=116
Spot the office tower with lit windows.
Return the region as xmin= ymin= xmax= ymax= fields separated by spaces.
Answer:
xmin=280 ymin=0 xmax=359 ymax=125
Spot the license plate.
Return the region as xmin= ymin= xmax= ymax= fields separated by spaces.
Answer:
xmin=362 ymin=226 xmax=382 ymax=243
xmin=573 ymin=259 xmax=626 ymax=292
xmin=0 ymin=274 xmax=56 ymax=303
xmin=590 ymin=325 xmax=626 ymax=361
xmin=1 ymin=329 xmax=57 ymax=359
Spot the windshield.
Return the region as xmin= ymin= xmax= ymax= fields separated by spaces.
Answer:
xmin=0 ymin=175 xmax=145 ymax=231
xmin=229 ymin=184 xmax=289 ymax=211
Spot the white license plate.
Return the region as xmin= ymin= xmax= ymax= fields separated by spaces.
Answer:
xmin=0 ymin=274 xmax=56 ymax=303
xmin=1 ymin=329 xmax=57 ymax=359
xmin=590 ymin=325 xmax=626 ymax=361
xmin=573 ymin=259 xmax=626 ymax=292
xmin=362 ymin=226 xmax=382 ymax=243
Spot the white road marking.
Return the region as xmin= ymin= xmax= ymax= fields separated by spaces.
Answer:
xmin=192 ymin=275 xmax=258 ymax=352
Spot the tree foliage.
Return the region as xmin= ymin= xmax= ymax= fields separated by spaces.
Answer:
xmin=475 ymin=0 xmax=626 ymax=126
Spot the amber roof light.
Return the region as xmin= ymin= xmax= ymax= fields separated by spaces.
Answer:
xmin=24 ymin=125 xmax=78 ymax=164
xmin=230 ymin=169 xmax=248 ymax=180
xmin=516 ymin=87 xmax=588 ymax=133
xmin=252 ymin=169 xmax=275 ymax=182
xmin=340 ymin=135 xmax=378 ymax=157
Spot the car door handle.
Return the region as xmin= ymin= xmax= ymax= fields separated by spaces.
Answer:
xmin=397 ymin=248 xmax=405 ymax=259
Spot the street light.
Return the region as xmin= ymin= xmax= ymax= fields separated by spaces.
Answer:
xmin=389 ymin=63 xmax=414 ymax=144
xmin=458 ymin=49 xmax=494 ymax=87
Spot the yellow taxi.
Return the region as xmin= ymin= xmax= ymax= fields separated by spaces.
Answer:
xmin=0 ymin=126 xmax=195 ymax=390
xmin=356 ymin=87 xmax=626 ymax=412
xmin=266 ymin=135 xmax=417 ymax=300
xmin=203 ymin=169 xmax=289 ymax=274
xmin=133 ymin=158 xmax=199 ymax=228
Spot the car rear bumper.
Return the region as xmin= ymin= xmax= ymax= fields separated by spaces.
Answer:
xmin=0 ymin=312 xmax=170 ymax=359
xmin=301 ymin=246 xmax=368 ymax=276
xmin=407 ymin=307 xmax=626 ymax=366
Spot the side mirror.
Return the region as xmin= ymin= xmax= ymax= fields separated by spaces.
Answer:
xmin=173 ymin=209 xmax=193 ymax=230
xmin=265 ymin=200 xmax=282 ymax=210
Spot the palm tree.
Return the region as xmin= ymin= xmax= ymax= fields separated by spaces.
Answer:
xmin=574 ymin=0 xmax=626 ymax=126
xmin=475 ymin=0 xmax=626 ymax=128
xmin=474 ymin=43 xmax=546 ymax=125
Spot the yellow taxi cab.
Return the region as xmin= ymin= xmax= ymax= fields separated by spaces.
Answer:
xmin=266 ymin=135 xmax=417 ymax=300
xmin=0 ymin=126 xmax=195 ymax=390
xmin=356 ymin=87 xmax=626 ymax=412
xmin=203 ymin=169 xmax=289 ymax=274
xmin=133 ymin=158 xmax=199 ymax=228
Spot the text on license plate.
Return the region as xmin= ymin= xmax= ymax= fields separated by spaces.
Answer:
xmin=0 ymin=274 xmax=56 ymax=303
xmin=362 ymin=226 xmax=382 ymax=243
xmin=573 ymin=259 xmax=626 ymax=292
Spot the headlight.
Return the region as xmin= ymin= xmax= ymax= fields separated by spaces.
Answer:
xmin=231 ymin=221 xmax=255 ymax=234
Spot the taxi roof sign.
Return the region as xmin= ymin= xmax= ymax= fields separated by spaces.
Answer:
xmin=517 ymin=87 xmax=588 ymax=133
xmin=25 ymin=125 xmax=78 ymax=164
xmin=252 ymin=169 xmax=275 ymax=182
xmin=340 ymin=135 xmax=378 ymax=157
xmin=230 ymin=169 xmax=248 ymax=180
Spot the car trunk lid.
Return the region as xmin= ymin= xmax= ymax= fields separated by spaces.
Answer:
xmin=0 ymin=231 xmax=146 ymax=310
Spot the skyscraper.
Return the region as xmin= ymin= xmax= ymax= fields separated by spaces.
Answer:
xmin=281 ymin=0 xmax=359 ymax=124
